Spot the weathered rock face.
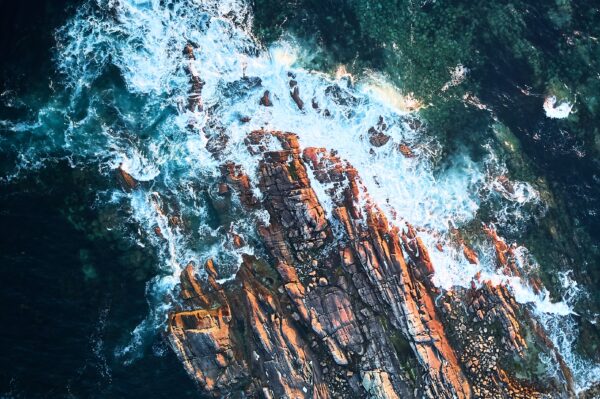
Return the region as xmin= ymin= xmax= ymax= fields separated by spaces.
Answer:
xmin=169 ymin=258 xmax=330 ymax=398
xmin=166 ymin=129 xmax=576 ymax=398
xmin=168 ymin=261 xmax=246 ymax=395
xmin=302 ymin=145 xmax=470 ymax=398
xmin=247 ymin=130 xmax=330 ymax=261
xmin=165 ymin=56 xmax=576 ymax=398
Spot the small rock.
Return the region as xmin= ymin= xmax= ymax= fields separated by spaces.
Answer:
xmin=260 ymin=90 xmax=273 ymax=106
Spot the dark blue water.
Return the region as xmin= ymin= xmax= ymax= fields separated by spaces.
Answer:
xmin=0 ymin=166 xmax=196 ymax=398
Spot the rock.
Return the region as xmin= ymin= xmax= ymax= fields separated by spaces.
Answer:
xmin=397 ymin=143 xmax=414 ymax=157
xmin=231 ymin=232 xmax=244 ymax=249
xmin=449 ymin=225 xmax=479 ymax=265
xmin=221 ymin=162 xmax=259 ymax=208
xmin=368 ymin=129 xmax=390 ymax=147
xmin=251 ymin=131 xmax=330 ymax=261
xmin=303 ymin=146 xmax=470 ymax=398
xmin=259 ymin=90 xmax=273 ymax=107
xmin=169 ymin=259 xmax=330 ymax=398
xmin=116 ymin=164 xmax=138 ymax=191
xmin=463 ymin=245 xmax=479 ymax=265
xmin=217 ymin=182 xmax=229 ymax=196
xmin=165 ymin=120 xmax=576 ymax=397
xmin=183 ymin=43 xmax=205 ymax=112
xmin=580 ymin=382 xmax=600 ymax=399
xmin=289 ymin=79 xmax=304 ymax=110
xmin=367 ymin=116 xmax=391 ymax=147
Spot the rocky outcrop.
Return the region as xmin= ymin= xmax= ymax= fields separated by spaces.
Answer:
xmin=368 ymin=116 xmax=391 ymax=147
xmin=169 ymin=258 xmax=330 ymax=398
xmin=248 ymin=130 xmax=330 ymax=261
xmin=116 ymin=164 xmax=138 ymax=191
xmin=260 ymin=90 xmax=273 ymax=107
xmin=437 ymin=277 xmax=576 ymax=398
xmin=288 ymin=73 xmax=304 ymax=110
xmin=168 ymin=261 xmax=246 ymax=395
xmin=166 ymin=56 xmax=577 ymax=398
xmin=165 ymin=129 xmax=577 ymax=398
xmin=484 ymin=224 xmax=544 ymax=294
xmin=302 ymin=145 xmax=471 ymax=398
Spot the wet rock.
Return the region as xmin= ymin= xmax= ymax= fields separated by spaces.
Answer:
xmin=163 ymin=55 xmax=580 ymax=397
xmin=368 ymin=116 xmax=391 ymax=147
xmin=183 ymin=43 xmax=205 ymax=112
xmin=217 ymin=182 xmax=229 ymax=196
xmin=167 ymin=128 xmax=575 ymax=399
xmin=311 ymin=98 xmax=332 ymax=117
xmin=303 ymin=146 xmax=470 ymax=398
xmin=579 ymin=382 xmax=600 ymax=399
xmin=116 ymin=164 xmax=138 ymax=191
xmin=397 ymin=143 xmax=415 ymax=157
xmin=169 ymin=259 xmax=330 ymax=398
xmin=252 ymin=131 xmax=330 ymax=261
xmin=259 ymin=90 xmax=272 ymax=106
xmin=220 ymin=162 xmax=259 ymax=208
xmin=289 ymin=79 xmax=304 ymax=110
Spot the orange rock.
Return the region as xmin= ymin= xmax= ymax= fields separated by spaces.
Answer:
xmin=116 ymin=165 xmax=138 ymax=191
xmin=289 ymin=80 xmax=304 ymax=110
xmin=169 ymin=259 xmax=330 ymax=398
xmin=217 ymin=182 xmax=229 ymax=195
xmin=230 ymin=232 xmax=244 ymax=249
xmin=397 ymin=143 xmax=414 ymax=157
xmin=168 ymin=129 xmax=569 ymax=399
xmin=301 ymin=145 xmax=471 ymax=398
xmin=463 ymin=245 xmax=479 ymax=265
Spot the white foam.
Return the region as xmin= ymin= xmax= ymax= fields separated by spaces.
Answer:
xmin=544 ymin=96 xmax=573 ymax=119
xmin=537 ymin=272 xmax=600 ymax=392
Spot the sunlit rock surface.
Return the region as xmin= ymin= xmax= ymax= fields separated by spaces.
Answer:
xmin=166 ymin=97 xmax=575 ymax=397
xmin=159 ymin=45 xmax=588 ymax=397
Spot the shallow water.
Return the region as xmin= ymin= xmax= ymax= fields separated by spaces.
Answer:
xmin=1 ymin=0 xmax=599 ymax=396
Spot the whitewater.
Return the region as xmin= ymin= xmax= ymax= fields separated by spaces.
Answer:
xmin=1 ymin=0 xmax=598 ymax=392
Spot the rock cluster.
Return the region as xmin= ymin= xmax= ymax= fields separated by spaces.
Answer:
xmin=167 ymin=129 xmax=575 ymax=398
xmin=163 ymin=54 xmax=577 ymax=398
xmin=367 ymin=116 xmax=391 ymax=147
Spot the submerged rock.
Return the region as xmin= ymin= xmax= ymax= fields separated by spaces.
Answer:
xmin=183 ymin=43 xmax=205 ymax=112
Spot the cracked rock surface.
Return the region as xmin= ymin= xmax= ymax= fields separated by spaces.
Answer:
xmin=164 ymin=49 xmax=580 ymax=398
xmin=166 ymin=127 xmax=577 ymax=398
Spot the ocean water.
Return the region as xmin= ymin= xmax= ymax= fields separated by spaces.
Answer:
xmin=1 ymin=0 xmax=598 ymax=396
